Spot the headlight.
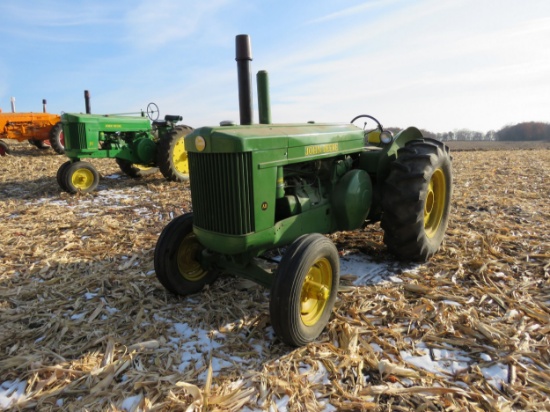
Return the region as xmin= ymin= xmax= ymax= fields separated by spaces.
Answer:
xmin=380 ymin=130 xmax=393 ymax=144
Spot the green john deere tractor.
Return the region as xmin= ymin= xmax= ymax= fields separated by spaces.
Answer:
xmin=154 ymin=35 xmax=452 ymax=346
xmin=57 ymin=100 xmax=192 ymax=193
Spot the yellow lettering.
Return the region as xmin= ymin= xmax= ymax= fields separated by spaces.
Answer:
xmin=305 ymin=143 xmax=339 ymax=156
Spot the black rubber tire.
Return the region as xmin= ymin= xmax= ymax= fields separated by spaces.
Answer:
xmin=0 ymin=140 xmax=10 ymax=156
xmin=154 ymin=213 xmax=219 ymax=295
xmin=56 ymin=160 xmax=72 ymax=191
xmin=29 ymin=139 xmax=50 ymax=150
xmin=115 ymin=158 xmax=158 ymax=178
xmin=49 ymin=122 xmax=65 ymax=154
xmin=61 ymin=161 xmax=100 ymax=194
xmin=270 ymin=234 xmax=340 ymax=347
xmin=381 ymin=138 xmax=452 ymax=261
xmin=157 ymin=125 xmax=193 ymax=182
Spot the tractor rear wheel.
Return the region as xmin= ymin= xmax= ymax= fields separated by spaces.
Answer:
xmin=61 ymin=161 xmax=100 ymax=194
xmin=0 ymin=140 xmax=10 ymax=156
xmin=115 ymin=158 xmax=158 ymax=178
xmin=381 ymin=138 xmax=452 ymax=261
xmin=154 ymin=212 xmax=219 ymax=295
xmin=49 ymin=122 xmax=65 ymax=154
xmin=270 ymin=234 xmax=340 ymax=346
xmin=157 ymin=125 xmax=193 ymax=182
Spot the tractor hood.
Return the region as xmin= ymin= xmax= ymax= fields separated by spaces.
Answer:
xmin=185 ymin=122 xmax=365 ymax=161
xmin=62 ymin=113 xmax=151 ymax=132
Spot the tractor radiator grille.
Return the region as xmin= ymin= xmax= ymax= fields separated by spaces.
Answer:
xmin=65 ymin=123 xmax=87 ymax=150
xmin=189 ymin=152 xmax=255 ymax=235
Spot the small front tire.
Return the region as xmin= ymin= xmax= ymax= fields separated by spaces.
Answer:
xmin=270 ymin=234 xmax=340 ymax=346
xmin=56 ymin=160 xmax=72 ymax=191
xmin=61 ymin=161 xmax=100 ymax=194
xmin=154 ymin=213 xmax=218 ymax=295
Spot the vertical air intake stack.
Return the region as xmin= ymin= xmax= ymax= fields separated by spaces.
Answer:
xmin=42 ymin=99 xmax=47 ymax=113
xmin=235 ymin=34 xmax=253 ymax=125
xmin=84 ymin=90 xmax=91 ymax=114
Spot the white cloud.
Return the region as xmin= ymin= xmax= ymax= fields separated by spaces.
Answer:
xmin=1 ymin=0 xmax=549 ymax=132
xmin=122 ymin=0 xmax=232 ymax=48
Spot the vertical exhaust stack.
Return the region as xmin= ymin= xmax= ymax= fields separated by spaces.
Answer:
xmin=235 ymin=34 xmax=253 ymax=125
xmin=10 ymin=97 xmax=16 ymax=113
xmin=42 ymin=99 xmax=47 ymax=113
xmin=84 ymin=90 xmax=91 ymax=114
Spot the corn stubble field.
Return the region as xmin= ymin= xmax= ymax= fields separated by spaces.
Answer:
xmin=0 ymin=140 xmax=549 ymax=411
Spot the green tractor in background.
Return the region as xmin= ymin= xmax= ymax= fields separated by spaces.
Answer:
xmin=154 ymin=35 xmax=453 ymax=346
xmin=57 ymin=96 xmax=192 ymax=194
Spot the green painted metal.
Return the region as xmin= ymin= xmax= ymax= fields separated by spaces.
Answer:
xmin=331 ymin=169 xmax=373 ymax=230
xmin=62 ymin=113 xmax=154 ymax=162
xmin=185 ymin=121 xmax=381 ymax=262
xmin=257 ymin=70 xmax=271 ymax=125
xmin=60 ymin=112 xmax=185 ymax=170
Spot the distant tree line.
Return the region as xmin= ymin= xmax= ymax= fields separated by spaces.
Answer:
xmin=387 ymin=122 xmax=550 ymax=142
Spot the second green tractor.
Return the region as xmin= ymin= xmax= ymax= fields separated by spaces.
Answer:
xmin=57 ymin=103 xmax=192 ymax=193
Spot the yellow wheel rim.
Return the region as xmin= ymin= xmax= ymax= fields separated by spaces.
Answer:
xmin=72 ymin=168 xmax=95 ymax=190
xmin=172 ymin=137 xmax=189 ymax=174
xmin=177 ymin=233 xmax=207 ymax=281
xmin=424 ymin=168 xmax=446 ymax=238
xmin=300 ymin=257 xmax=332 ymax=326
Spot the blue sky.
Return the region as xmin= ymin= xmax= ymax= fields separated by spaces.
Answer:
xmin=1 ymin=0 xmax=549 ymax=133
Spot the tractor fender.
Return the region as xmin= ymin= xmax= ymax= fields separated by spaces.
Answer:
xmin=331 ymin=169 xmax=373 ymax=231
xmin=376 ymin=126 xmax=423 ymax=183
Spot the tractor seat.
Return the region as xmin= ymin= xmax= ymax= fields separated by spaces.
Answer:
xmin=152 ymin=115 xmax=182 ymax=127
xmin=165 ymin=115 xmax=182 ymax=122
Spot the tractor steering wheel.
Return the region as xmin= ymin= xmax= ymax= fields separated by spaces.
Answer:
xmin=350 ymin=114 xmax=383 ymax=131
xmin=146 ymin=102 xmax=160 ymax=121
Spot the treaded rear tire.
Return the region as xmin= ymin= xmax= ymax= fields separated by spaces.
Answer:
xmin=49 ymin=122 xmax=65 ymax=154
xmin=157 ymin=125 xmax=193 ymax=182
xmin=381 ymin=138 xmax=452 ymax=261
xmin=115 ymin=158 xmax=158 ymax=178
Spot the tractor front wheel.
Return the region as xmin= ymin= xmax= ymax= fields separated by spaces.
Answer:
xmin=158 ymin=125 xmax=193 ymax=182
xmin=56 ymin=160 xmax=72 ymax=191
xmin=29 ymin=139 xmax=50 ymax=150
xmin=154 ymin=212 xmax=219 ymax=295
xmin=115 ymin=158 xmax=158 ymax=178
xmin=270 ymin=234 xmax=340 ymax=346
xmin=49 ymin=122 xmax=65 ymax=154
xmin=0 ymin=140 xmax=10 ymax=156
xmin=61 ymin=161 xmax=100 ymax=194
xmin=381 ymin=138 xmax=452 ymax=261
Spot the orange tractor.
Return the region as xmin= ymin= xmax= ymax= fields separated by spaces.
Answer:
xmin=0 ymin=98 xmax=64 ymax=156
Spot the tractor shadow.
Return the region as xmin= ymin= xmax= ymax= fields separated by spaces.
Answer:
xmin=0 ymin=167 xmax=184 ymax=201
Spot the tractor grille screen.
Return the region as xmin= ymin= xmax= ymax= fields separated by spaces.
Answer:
xmin=65 ymin=123 xmax=87 ymax=150
xmin=189 ymin=152 xmax=255 ymax=235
